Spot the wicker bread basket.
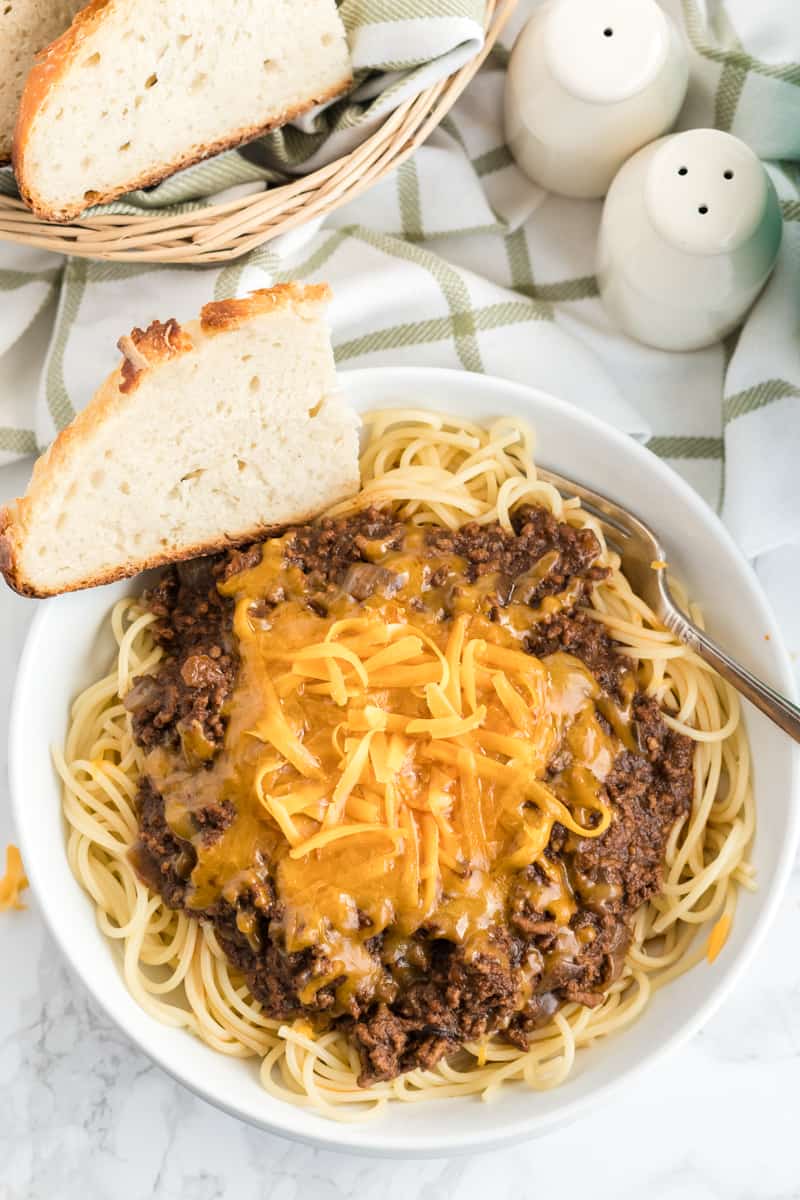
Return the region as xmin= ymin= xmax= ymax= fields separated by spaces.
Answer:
xmin=0 ymin=0 xmax=515 ymax=265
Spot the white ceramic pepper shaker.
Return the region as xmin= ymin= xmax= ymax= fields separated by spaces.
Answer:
xmin=597 ymin=129 xmax=783 ymax=352
xmin=504 ymin=0 xmax=689 ymax=199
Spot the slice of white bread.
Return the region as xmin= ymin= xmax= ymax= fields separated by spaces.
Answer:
xmin=0 ymin=284 xmax=361 ymax=597
xmin=14 ymin=0 xmax=352 ymax=221
xmin=0 ymin=0 xmax=85 ymax=163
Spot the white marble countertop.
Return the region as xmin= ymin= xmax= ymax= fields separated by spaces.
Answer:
xmin=1 ymin=448 xmax=799 ymax=1200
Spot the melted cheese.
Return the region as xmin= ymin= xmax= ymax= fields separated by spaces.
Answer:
xmin=145 ymin=525 xmax=632 ymax=1013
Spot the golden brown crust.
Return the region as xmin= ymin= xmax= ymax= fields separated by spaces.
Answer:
xmin=0 ymin=504 xmax=21 ymax=590
xmin=201 ymin=284 xmax=332 ymax=333
xmin=13 ymin=17 xmax=352 ymax=224
xmin=0 ymin=282 xmax=340 ymax=598
xmin=118 ymin=318 xmax=194 ymax=393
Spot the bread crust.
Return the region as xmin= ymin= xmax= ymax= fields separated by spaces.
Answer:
xmin=13 ymin=0 xmax=110 ymax=209
xmin=13 ymin=2 xmax=353 ymax=223
xmin=0 ymin=283 xmax=351 ymax=598
xmin=118 ymin=318 xmax=194 ymax=393
xmin=0 ymin=505 xmax=22 ymax=588
xmin=201 ymin=283 xmax=332 ymax=332
xmin=0 ymin=515 xmax=329 ymax=598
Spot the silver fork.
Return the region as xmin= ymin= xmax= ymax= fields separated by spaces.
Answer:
xmin=537 ymin=466 xmax=800 ymax=743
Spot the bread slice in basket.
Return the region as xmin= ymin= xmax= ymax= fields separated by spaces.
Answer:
xmin=14 ymin=0 xmax=352 ymax=222
xmin=0 ymin=284 xmax=361 ymax=598
xmin=0 ymin=0 xmax=85 ymax=164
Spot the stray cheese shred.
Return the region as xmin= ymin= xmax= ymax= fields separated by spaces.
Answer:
xmin=0 ymin=845 xmax=28 ymax=912
xmin=706 ymin=912 xmax=733 ymax=964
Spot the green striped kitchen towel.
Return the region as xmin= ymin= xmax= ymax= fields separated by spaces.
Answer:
xmin=0 ymin=0 xmax=798 ymax=646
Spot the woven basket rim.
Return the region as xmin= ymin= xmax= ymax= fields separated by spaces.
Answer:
xmin=0 ymin=0 xmax=516 ymax=264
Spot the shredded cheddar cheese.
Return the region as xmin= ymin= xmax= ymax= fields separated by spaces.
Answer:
xmin=152 ymin=521 xmax=634 ymax=1003
xmin=289 ymin=822 xmax=403 ymax=859
xmin=706 ymin=912 xmax=732 ymax=964
xmin=234 ymin=597 xmax=613 ymax=895
xmin=0 ymin=845 xmax=28 ymax=911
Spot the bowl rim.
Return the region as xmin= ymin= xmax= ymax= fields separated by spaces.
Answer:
xmin=9 ymin=365 xmax=800 ymax=1157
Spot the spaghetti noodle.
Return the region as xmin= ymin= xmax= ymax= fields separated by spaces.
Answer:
xmin=57 ymin=410 xmax=754 ymax=1120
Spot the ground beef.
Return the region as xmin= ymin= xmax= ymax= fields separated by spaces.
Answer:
xmin=129 ymin=505 xmax=694 ymax=1086
xmin=527 ymin=609 xmax=625 ymax=697
xmin=125 ymin=556 xmax=237 ymax=752
xmin=352 ymin=936 xmax=522 ymax=1085
xmin=286 ymin=509 xmax=406 ymax=592
xmin=132 ymin=788 xmax=341 ymax=1019
xmin=133 ymin=777 xmax=196 ymax=908
xmin=132 ymin=777 xmax=236 ymax=908
xmin=218 ymin=543 xmax=263 ymax=582
xmin=427 ymin=505 xmax=607 ymax=603
xmin=214 ymin=899 xmax=344 ymax=1020
xmin=273 ymin=505 xmax=606 ymax=617
xmin=506 ymin=695 xmax=692 ymax=1044
xmin=588 ymin=696 xmax=693 ymax=910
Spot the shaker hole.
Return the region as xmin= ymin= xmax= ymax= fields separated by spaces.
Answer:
xmin=603 ymin=27 xmax=613 ymax=37
xmin=678 ymin=167 xmax=688 ymax=176
xmin=698 ymin=205 xmax=709 ymax=215
xmin=723 ymin=170 xmax=734 ymax=180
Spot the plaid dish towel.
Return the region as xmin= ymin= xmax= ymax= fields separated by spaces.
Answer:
xmin=0 ymin=0 xmax=798 ymax=665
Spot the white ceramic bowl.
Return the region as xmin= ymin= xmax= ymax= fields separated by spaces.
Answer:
xmin=9 ymin=367 xmax=799 ymax=1157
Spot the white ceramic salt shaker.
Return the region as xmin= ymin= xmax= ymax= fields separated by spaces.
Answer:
xmin=504 ymin=0 xmax=689 ymax=199
xmin=597 ymin=129 xmax=783 ymax=351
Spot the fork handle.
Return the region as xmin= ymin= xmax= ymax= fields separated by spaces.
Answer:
xmin=666 ymin=610 xmax=800 ymax=743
